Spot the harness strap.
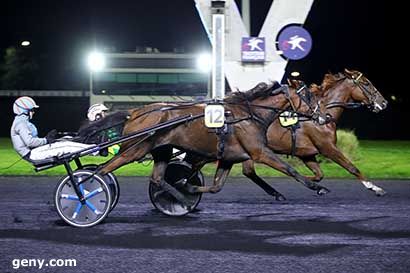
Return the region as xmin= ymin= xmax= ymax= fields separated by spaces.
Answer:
xmin=225 ymin=116 xmax=252 ymax=124
xmin=132 ymin=99 xmax=214 ymax=121
xmin=289 ymin=124 xmax=300 ymax=157
xmin=216 ymin=124 xmax=229 ymax=160
xmin=325 ymin=102 xmax=364 ymax=109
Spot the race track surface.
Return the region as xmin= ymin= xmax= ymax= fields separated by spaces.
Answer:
xmin=0 ymin=177 xmax=410 ymax=273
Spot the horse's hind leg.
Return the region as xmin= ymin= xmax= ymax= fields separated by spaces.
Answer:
xmin=98 ymin=141 xmax=154 ymax=175
xmin=150 ymin=147 xmax=200 ymax=206
xmin=300 ymin=156 xmax=324 ymax=182
xmin=150 ymin=146 xmax=173 ymax=185
xmin=242 ymin=160 xmax=286 ymax=201
xmin=209 ymin=161 xmax=233 ymax=193
xmin=254 ymin=147 xmax=330 ymax=195
xmin=319 ymin=144 xmax=386 ymax=196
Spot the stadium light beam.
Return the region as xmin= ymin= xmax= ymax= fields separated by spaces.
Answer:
xmin=291 ymin=71 xmax=300 ymax=77
xmin=196 ymin=53 xmax=212 ymax=73
xmin=21 ymin=41 xmax=30 ymax=47
xmin=87 ymin=51 xmax=106 ymax=72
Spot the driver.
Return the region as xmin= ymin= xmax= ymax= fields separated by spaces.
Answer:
xmin=85 ymin=103 xmax=121 ymax=155
xmin=87 ymin=103 xmax=109 ymax=122
xmin=10 ymin=96 xmax=96 ymax=162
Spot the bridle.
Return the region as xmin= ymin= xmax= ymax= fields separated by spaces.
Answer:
xmin=294 ymin=83 xmax=322 ymax=118
xmin=350 ymin=72 xmax=380 ymax=110
xmin=220 ymin=84 xmax=324 ymax=128
xmin=280 ymin=82 xmax=325 ymax=124
xmin=266 ymin=84 xmax=322 ymax=120
xmin=325 ymin=72 xmax=380 ymax=111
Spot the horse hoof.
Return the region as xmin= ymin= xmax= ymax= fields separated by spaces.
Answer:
xmin=375 ymin=189 xmax=387 ymax=197
xmin=317 ymin=187 xmax=330 ymax=196
xmin=275 ymin=194 xmax=286 ymax=201
xmin=183 ymin=183 xmax=196 ymax=194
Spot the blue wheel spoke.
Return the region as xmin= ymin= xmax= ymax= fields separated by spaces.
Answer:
xmin=79 ymin=183 xmax=85 ymax=194
xmin=72 ymin=202 xmax=83 ymax=219
xmin=84 ymin=187 xmax=104 ymax=200
xmin=85 ymin=200 xmax=102 ymax=215
xmin=61 ymin=194 xmax=79 ymax=201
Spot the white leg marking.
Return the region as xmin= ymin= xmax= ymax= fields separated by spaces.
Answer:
xmin=361 ymin=181 xmax=386 ymax=196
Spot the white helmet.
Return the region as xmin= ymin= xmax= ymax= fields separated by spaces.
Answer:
xmin=87 ymin=103 xmax=109 ymax=121
xmin=13 ymin=96 xmax=39 ymax=115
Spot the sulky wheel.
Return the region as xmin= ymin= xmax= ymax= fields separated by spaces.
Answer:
xmin=149 ymin=160 xmax=204 ymax=216
xmin=54 ymin=170 xmax=112 ymax=228
xmin=82 ymin=164 xmax=120 ymax=212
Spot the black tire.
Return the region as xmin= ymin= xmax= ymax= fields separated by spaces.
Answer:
xmin=82 ymin=164 xmax=120 ymax=212
xmin=54 ymin=170 xmax=112 ymax=228
xmin=149 ymin=160 xmax=204 ymax=216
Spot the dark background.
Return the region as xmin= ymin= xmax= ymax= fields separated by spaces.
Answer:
xmin=0 ymin=0 xmax=406 ymax=139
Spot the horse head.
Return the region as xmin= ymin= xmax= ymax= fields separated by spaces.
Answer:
xmin=257 ymin=81 xmax=327 ymax=125
xmin=343 ymin=69 xmax=388 ymax=113
xmin=283 ymin=80 xmax=328 ymax=125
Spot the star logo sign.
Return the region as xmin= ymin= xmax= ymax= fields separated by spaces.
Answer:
xmin=246 ymin=38 xmax=264 ymax=51
xmin=277 ymin=25 xmax=312 ymax=60
xmin=283 ymin=35 xmax=307 ymax=51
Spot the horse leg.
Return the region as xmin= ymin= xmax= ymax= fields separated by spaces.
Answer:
xmin=242 ymin=160 xmax=286 ymax=201
xmin=185 ymin=153 xmax=209 ymax=172
xmin=319 ymin=145 xmax=386 ymax=196
xmin=149 ymin=147 xmax=195 ymax=205
xmin=98 ymin=141 xmax=154 ymax=175
xmin=208 ymin=161 xmax=233 ymax=193
xmin=150 ymin=146 xmax=173 ymax=186
xmin=300 ymin=156 xmax=324 ymax=182
xmin=254 ymin=147 xmax=330 ymax=195
xmin=186 ymin=161 xmax=233 ymax=194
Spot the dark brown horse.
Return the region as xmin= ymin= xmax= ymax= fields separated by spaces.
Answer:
xmin=97 ymin=82 xmax=330 ymax=199
xmin=241 ymin=69 xmax=388 ymax=198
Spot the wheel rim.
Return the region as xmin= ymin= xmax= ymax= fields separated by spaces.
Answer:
xmin=149 ymin=161 xmax=204 ymax=216
xmin=82 ymin=165 xmax=119 ymax=211
xmin=55 ymin=170 xmax=112 ymax=227
xmin=106 ymin=172 xmax=120 ymax=211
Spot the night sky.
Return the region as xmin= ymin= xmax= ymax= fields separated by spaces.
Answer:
xmin=0 ymin=0 xmax=400 ymax=102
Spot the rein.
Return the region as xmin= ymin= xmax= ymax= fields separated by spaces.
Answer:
xmin=131 ymin=99 xmax=213 ymax=120
xmin=353 ymin=74 xmax=378 ymax=104
xmin=325 ymin=101 xmax=364 ymax=109
xmin=322 ymin=73 xmax=374 ymax=111
xmin=91 ymin=84 xmax=320 ymax=136
xmin=224 ymin=85 xmax=320 ymax=128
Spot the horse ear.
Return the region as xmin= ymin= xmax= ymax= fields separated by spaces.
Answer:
xmin=287 ymin=78 xmax=292 ymax=86
xmin=344 ymin=68 xmax=355 ymax=77
xmin=323 ymin=73 xmax=333 ymax=81
xmin=286 ymin=79 xmax=300 ymax=88
xmin=310 ymin=84 xmax=321 ymax=94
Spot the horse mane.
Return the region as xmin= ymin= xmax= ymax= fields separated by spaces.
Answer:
xmin=309 ymin=83 xmax=321 ymax=93
xmin=307 ymin=72 xmax=346 ymax=97
xmin=321 ymin=72 xmax=345 ymax=92
xmin=224 ymin=81 xmax=281 ymax=103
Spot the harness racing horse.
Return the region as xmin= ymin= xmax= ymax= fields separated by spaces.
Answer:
xmin=240 ymin=69 xmax=388 ymax=198
xmin=97 ymin=82 xmax=329 ymax=204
